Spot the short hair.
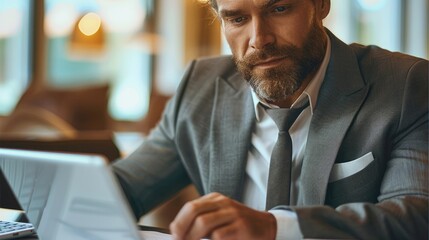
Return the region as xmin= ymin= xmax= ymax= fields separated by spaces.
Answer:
xmin=202 ymin=0 xmax=217 ymax=11
xmin=206 ymin=0 xmax=319 ymax=11
xmin=208 ymin=0 xmax=218 ymax=10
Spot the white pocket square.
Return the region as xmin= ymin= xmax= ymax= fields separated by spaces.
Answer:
xmin=329 ymin=152 xmax=374 ymax=183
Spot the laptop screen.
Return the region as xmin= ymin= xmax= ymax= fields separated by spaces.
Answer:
xmin=0 ymin=148 xmax=142 ymax=240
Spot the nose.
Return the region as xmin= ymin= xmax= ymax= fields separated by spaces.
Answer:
xmin=249 ymin=17 xmax=275 ymax=50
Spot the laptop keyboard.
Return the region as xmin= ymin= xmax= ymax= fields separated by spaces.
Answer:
xmin=0 ymin=221 xmax=35 ymax=239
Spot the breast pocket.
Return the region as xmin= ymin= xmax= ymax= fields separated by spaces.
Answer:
xmin=329 ymin=152 xmax=374 ymax=182
xmin=326 ymin=152 xmax=380 ymax=207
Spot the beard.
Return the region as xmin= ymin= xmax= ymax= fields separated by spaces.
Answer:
xmin=233 ymin=22 xmax=327 ymax=102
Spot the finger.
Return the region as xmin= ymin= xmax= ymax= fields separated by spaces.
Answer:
xmin=211 ymin=221 xmax=240 ymax=240
xmin=212 ymin=210 xmax=277 ymax=240
xmin=170 ymin=193 xmax=224 ymax=239
xmin=185 ymin=207 xmax=236 ymax=240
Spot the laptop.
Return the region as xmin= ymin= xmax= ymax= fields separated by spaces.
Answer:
xmin=0 ymin=148 xmax=144 ymax=240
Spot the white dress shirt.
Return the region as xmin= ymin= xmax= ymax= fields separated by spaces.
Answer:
xmin=242 ymin=37 xmax=331 ymax=239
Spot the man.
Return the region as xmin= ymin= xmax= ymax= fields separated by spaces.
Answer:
xmin=113 ymin=0 xmax=428 ymax=239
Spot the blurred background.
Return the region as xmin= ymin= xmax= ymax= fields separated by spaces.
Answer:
xmin=0 ymin=0 xmax=427 ymax=135
xmin=0 ymin=0 xmax=427 ymax=228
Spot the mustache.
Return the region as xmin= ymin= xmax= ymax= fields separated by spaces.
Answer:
xmin=238 ymin=44 xmax=300 ymax=67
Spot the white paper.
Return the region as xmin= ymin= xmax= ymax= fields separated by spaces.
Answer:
xmin=140 ymin=231 xmax=173 ymax=240
xmin=140 ymin=231 xmax=210 ymax=240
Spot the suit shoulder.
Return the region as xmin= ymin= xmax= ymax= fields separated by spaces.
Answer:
xmin=349 ymin=43 xmax=427 ymax=69
xmin=176 ymin=55 xmax=240 ymax=105
xmin=348 ymin=43 xmax=427 ymax=88
xmin=194 ymin=55 xmax=234 ymax=65
xmin=191 ymin=55 xmax=237 ymax=79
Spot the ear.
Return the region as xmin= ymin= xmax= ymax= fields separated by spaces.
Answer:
xmin=317 ymin=0 xmax=331 ymax=20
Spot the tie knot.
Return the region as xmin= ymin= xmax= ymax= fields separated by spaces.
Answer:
xmin=265 ymin=101 xmax=309 ymax=132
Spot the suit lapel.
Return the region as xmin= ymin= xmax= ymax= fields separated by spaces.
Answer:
xmin=209 ymin=72 xmax=254 ymax=201
xmin=298 ymin=33 xmax=369 ymax=205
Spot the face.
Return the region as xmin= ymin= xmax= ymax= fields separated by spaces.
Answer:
xmin=216 ymin=0 xmax=330 ymax=103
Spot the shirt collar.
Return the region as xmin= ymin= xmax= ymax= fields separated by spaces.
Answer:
xmin=252 ymin=36 xmax=331 ymax=121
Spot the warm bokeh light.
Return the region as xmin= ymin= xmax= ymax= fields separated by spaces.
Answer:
xmin=78 ymin=12 xmax=102 ymax=36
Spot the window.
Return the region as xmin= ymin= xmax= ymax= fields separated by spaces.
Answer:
xmin=0 ymin=0 xmax=32 ymax=115
xmin=44 ymin=0 xmax=154 ymax=121
xmin=324 ymin=0 xmax=428 ymax=58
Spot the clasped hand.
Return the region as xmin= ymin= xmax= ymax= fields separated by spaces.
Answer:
xmin=169 ymin=192 xmax=277 ymax=240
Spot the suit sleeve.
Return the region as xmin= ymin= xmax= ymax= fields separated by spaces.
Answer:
xmin=112 ymin=61 xmax=197 ymax=219
xmin=290 ymin=60 xmax=428 ymax=239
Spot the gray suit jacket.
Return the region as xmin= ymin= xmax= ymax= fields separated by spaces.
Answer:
xmin=113 ymin=32 xmax=428 ymax=239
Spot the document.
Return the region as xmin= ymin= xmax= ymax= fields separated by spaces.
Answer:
xmin=140 ymin=230 xmax=174 ymax=240
xmin=140 ymin=231 xmax=209 ymax=240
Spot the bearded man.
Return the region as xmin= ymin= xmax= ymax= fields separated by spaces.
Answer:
xmin=113 ymin=0 xmax=428 ymax=239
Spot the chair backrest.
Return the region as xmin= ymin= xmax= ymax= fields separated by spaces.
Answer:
xmin=0 ymin=106 xmax=76 ymax=138
xmin=13 ymin=84 xmax=111 ymax=131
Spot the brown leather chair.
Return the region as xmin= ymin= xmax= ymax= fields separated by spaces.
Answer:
xmin=11 ymin=84 xmax=111 ymax=131
xmin=0 ymin=84 xmax=120 ymax=211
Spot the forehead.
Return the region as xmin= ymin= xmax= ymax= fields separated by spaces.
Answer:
xmin=216 ymin=0 xmax=291 ymax=12
xmin=216 ymin=0 xmax=270 ymax=11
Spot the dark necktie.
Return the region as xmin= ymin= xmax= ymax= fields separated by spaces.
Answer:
xmin=265 ymin=101 xmax=309 ymax=210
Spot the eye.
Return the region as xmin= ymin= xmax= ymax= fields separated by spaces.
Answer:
xmin=274 ymin=6 xmax=286 ymax=12
xmin=272 ymin=6 xmax=289 ymax=13
xmin=231 ymin=16 xmax=245 ymax=24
